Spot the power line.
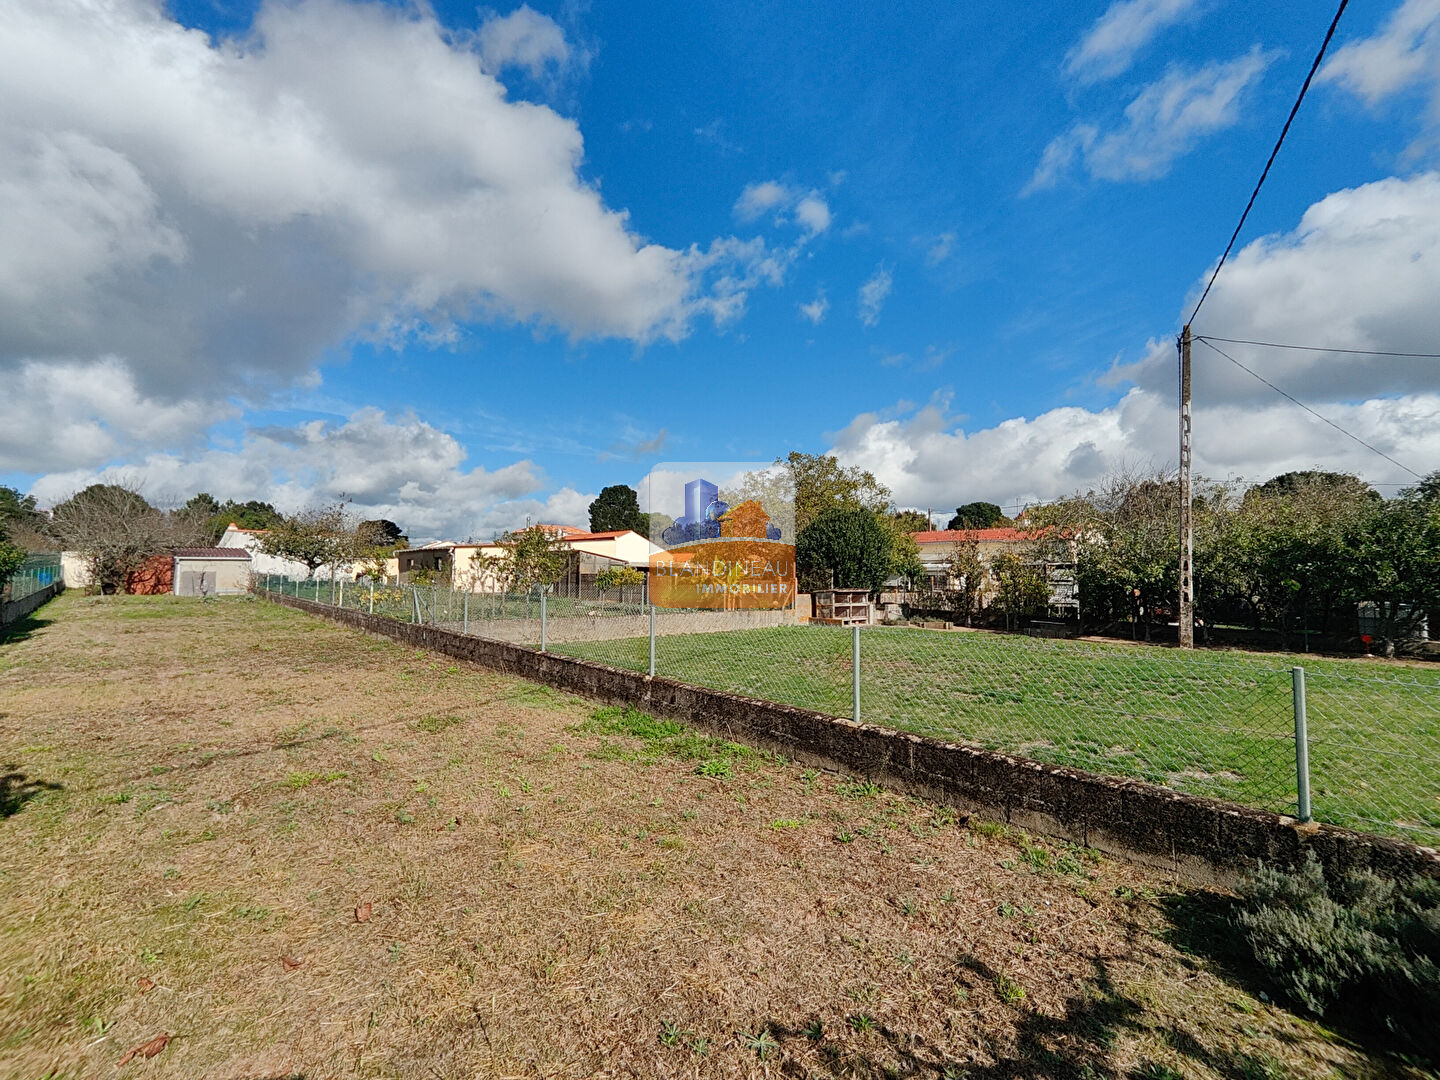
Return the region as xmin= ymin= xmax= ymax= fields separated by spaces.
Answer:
xmin=1188 ymin=0 xmax=1350 ymax=326
xmin=1194 ymin=337 xmax=1422 ymax=479
xmin=1197 ymin=335 xmax=1440 ymax=359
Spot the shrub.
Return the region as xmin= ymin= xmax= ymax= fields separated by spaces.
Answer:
xmin=1231 ymin=853 xmax=1440 ymax=1059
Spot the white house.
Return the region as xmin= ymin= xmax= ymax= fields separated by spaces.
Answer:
xmin=217 ymin=522 xmax=342 ymax=580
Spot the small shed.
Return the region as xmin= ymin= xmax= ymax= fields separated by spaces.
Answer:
xmin=172 ymin=548 xmax=251 ymax=596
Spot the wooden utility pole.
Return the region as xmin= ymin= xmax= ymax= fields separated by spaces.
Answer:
xmin=1178 ymin=324 xmax=1195 ymax=648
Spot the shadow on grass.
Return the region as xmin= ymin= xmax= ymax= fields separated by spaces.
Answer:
xmin=0 ymin=611 xmax=54 ymax=644
xmin=1 ymin=769 xmax=62 ymax=818
xmin=757 ymin=949 xmax=1398 ymax=1080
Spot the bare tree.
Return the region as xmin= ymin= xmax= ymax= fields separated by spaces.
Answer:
xmin=48 ymin=484 xmax=205 ymax=593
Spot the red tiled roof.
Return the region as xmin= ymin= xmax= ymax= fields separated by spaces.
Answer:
xmin=534 ymin=523 xmax=585 ymax=535
xmin=173 ymin=547 xmax=252 ymax=559
xmin=565 ymin=530 xmax=633 ymax=541
xmin=911 ymin=528 xmax=1047 ymax=544
xmin=224 ymin=523 xmax=268 ymax=533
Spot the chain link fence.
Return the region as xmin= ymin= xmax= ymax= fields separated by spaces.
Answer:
xmin=3 ymin=553 xmax=62 ymax=605
xmin=256 ymin=574 xmax=1440 ymax=847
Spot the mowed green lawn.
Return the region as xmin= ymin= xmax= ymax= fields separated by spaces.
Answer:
xmin=556 ymin=625 xmax=1440 ymax=845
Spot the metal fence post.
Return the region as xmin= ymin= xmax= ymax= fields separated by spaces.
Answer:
xmin=338 ymin=578 xmax=344 ymax=608
xmin=540 ymin=591 xmax=547 ymax=652
xmin=369 ymin=580 xmax=375 ymax=614
xmin=1292 ymin=666 xmax=1312 ymax=823
xmin=853 ymin=624 xmax=861 ymax=723
xmin=648 ymin=604 xmax=656 ymax=677
xmin=411 ymin=586 xmax=419 ymax=624
xmin=463 ymin=591 xmax=469 ymax=634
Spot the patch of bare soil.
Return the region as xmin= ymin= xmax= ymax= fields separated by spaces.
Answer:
xmin=0 ymin=594 xmax=1418 ymax=1078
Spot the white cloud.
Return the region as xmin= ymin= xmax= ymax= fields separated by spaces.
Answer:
xmin=834 ymin=171 xmax=1440 ymax=507
xmin=0 ymin=0 xmax=783 ymax=408
xmin=1064 ymin=0 xmax=1207 ymax=83
xmin=858 ymin=265 xmax=893 ymax=327
xmin=733 ymin=181 xmax=793 ymax=222
xmin=0 ymin=358 xmax=228 ymax=474
xmin=1320 ymin=0 xmax=1440 ymax=133
xmin=924 ymin=232 xmax=955 ymax=266
xmin=733 ymin=180 xmax=831 ymax=235
xmin=794 ymin=194 xmax=832 ymax=235
xmin=26 ymin=406 xmax=589 ymax=540
xmin=1028 ymin=48 xmax=1273 ymax=191
xmin=476 ymin=4 xmax=581 ymax=81
xmin=799 ymin=290 xmax=828 ymax=325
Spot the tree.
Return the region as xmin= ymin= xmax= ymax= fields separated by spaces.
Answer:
xmin=495 ymin=524 xmax=569 ymax=589
xmin=947 ymin=502 xmax=1007 ymax=530
xmin=48 ymin=484 xmax=203 ymax=593
xmin=1252 ymin=471 xmax=1379 ymax=502
xmin=881 ymin=514 xmax=926 ymax=589
xmin=357 ymin=519 xmax=406 ymax=549
xmin=890 ymin=509 xmax=932 ymax=533
xmin=183 ymin=493 xmax=284 ymax=542
xmin=257 ymin=505 xmax=353 ymax=579
xmin=796 ymin=507 xmax=891 ymax=593
xmin=990 ymin=552 xmax=1049 ymax=630
xmin=0 ymin=486 xmax=48 ymax=553
xmin=944 ymin=538 xmax=986 ymax=625
xmin=595 ymin=565 xmax=645 ymax=593
xmin=0 ymin=489 xmax=29 ymax=592
xmin=776 ymin=452 xmax=890 ymax=534
xmin=588 ymin=485 xmax=648 ymax=534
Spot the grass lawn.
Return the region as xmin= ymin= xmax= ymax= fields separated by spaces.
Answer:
xmin=0 ymin=593 xmax=1425 ymax=1078
xmin=555 ymin=625 xmax=1440 ymax=845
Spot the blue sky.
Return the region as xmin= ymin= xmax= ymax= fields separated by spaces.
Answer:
xmin=3 ymin=0 xmax=1439 ymax=538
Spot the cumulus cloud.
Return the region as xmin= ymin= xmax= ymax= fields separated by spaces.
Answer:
xmin=26 ymin=407 xmax=588 ymax=540
xmin=858 ymin=265 xmax=893 ymax=327
xmin=0 ymin=0 xmax=781 ymax=409
xmin=1027 ymin=48 xmax=1273 ymax=191
xmin=834 ymin=171 xmax=1440 ymax=507
xmin=1321 ymin=0 xmax=1440 ymax=138
xmin=799 ymin=290 xmax=828 ymax=325
xmin=1064 ymin=0 xmax=1207 ymax=83
xmin=732 ymin=180 xmax=831 ymax=235
xmin=476 ymin=4 xmax=582 ymax=81
xmin=0 ymin=358 xmax=228 ymax=474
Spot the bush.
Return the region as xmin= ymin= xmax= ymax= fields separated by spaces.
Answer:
xmin=1232 ymin=853 xmax=1440 ymax=1059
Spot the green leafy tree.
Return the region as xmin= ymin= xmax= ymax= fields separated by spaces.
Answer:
xmin=588 ymin=485 xmax=648 ymax=534
xmin=1339 ymin=496 xmax=1440 ymax=653
xmin=257 ymin=505 xmax=353 ymax=579
xmin=0 ymin=486 xmax=47 ymax=559
xmin=890 ymin=509 xmax=932 ymax=533
xmin=496 ymin=524 xmax=570 ymax=589
xmin=880 ymin=515 xmax=926 ymax=589
xmin=0 ymin=492 xmax=26 ymax=592
xmin=1252 ymin=471 xmax=1379 ymax=502
xmin=944 ymin=538 xmax=986 ymax=625
xmin=183 ymin=493 xmax=284 ymax=542
xmin=357 ymin=519 xmax=406 ymax=549
xmin=595 ymin=565 xmax=645 ymax=593
xmin=776 ymin=452 xmax=890 ymax=534
xmin=796 ymin=507 xmax=891 ymax=593
xmin=990 ymin=552 xmax=1049 ymax=631
xmin=947 ymin=502 xmax=1007 ymax=530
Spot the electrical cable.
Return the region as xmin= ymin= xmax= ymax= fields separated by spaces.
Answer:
xmin=1194 ymin=337 xmax=1421 ymax=479
xmin=1196 ymin=335 xmax=1440 ymax=359
xmin=1188 ymin=0 xmax=1349 ymax=326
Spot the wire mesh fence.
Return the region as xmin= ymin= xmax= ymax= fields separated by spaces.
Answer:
xmin=3 ymin=553 xmax=62 ymax=605
xmin=256 ymin=573 xmax=1440 ymax=847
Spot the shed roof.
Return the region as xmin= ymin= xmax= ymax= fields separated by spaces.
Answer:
xmin=173 ymin=547 xmax=252 ymax=560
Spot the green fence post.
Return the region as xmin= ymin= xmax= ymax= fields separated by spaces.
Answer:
xmin=463 ymin=592 xmax=469 ymax=635
xmin=648 ymin=604 xmax=656 ymax=677
xmin=540 ymin=590 xmax=547 ymax=652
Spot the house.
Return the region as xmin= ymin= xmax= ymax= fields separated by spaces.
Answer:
xmin=173 ymin=547 xmax=251 ymax=596
xmin=909 ymin=527 xmax=1053 ymax=588
xmin=217 ymin=523 xmax=317 ymax=579
xmin=397 ymin=527 xmax=662 ymax=594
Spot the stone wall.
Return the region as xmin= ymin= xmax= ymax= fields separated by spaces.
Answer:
xmin=266 ymin=592 xmax=1439 ymax=886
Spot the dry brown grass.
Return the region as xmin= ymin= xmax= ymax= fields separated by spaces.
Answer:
xmin=0 ymin=593 xmax=1420 ymax=1079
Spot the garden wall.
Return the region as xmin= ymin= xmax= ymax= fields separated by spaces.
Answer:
xmin=1 ymin=582 xmax=63 ymax=628
xmin=267 ymin=592 xmax=1440 ymax=887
